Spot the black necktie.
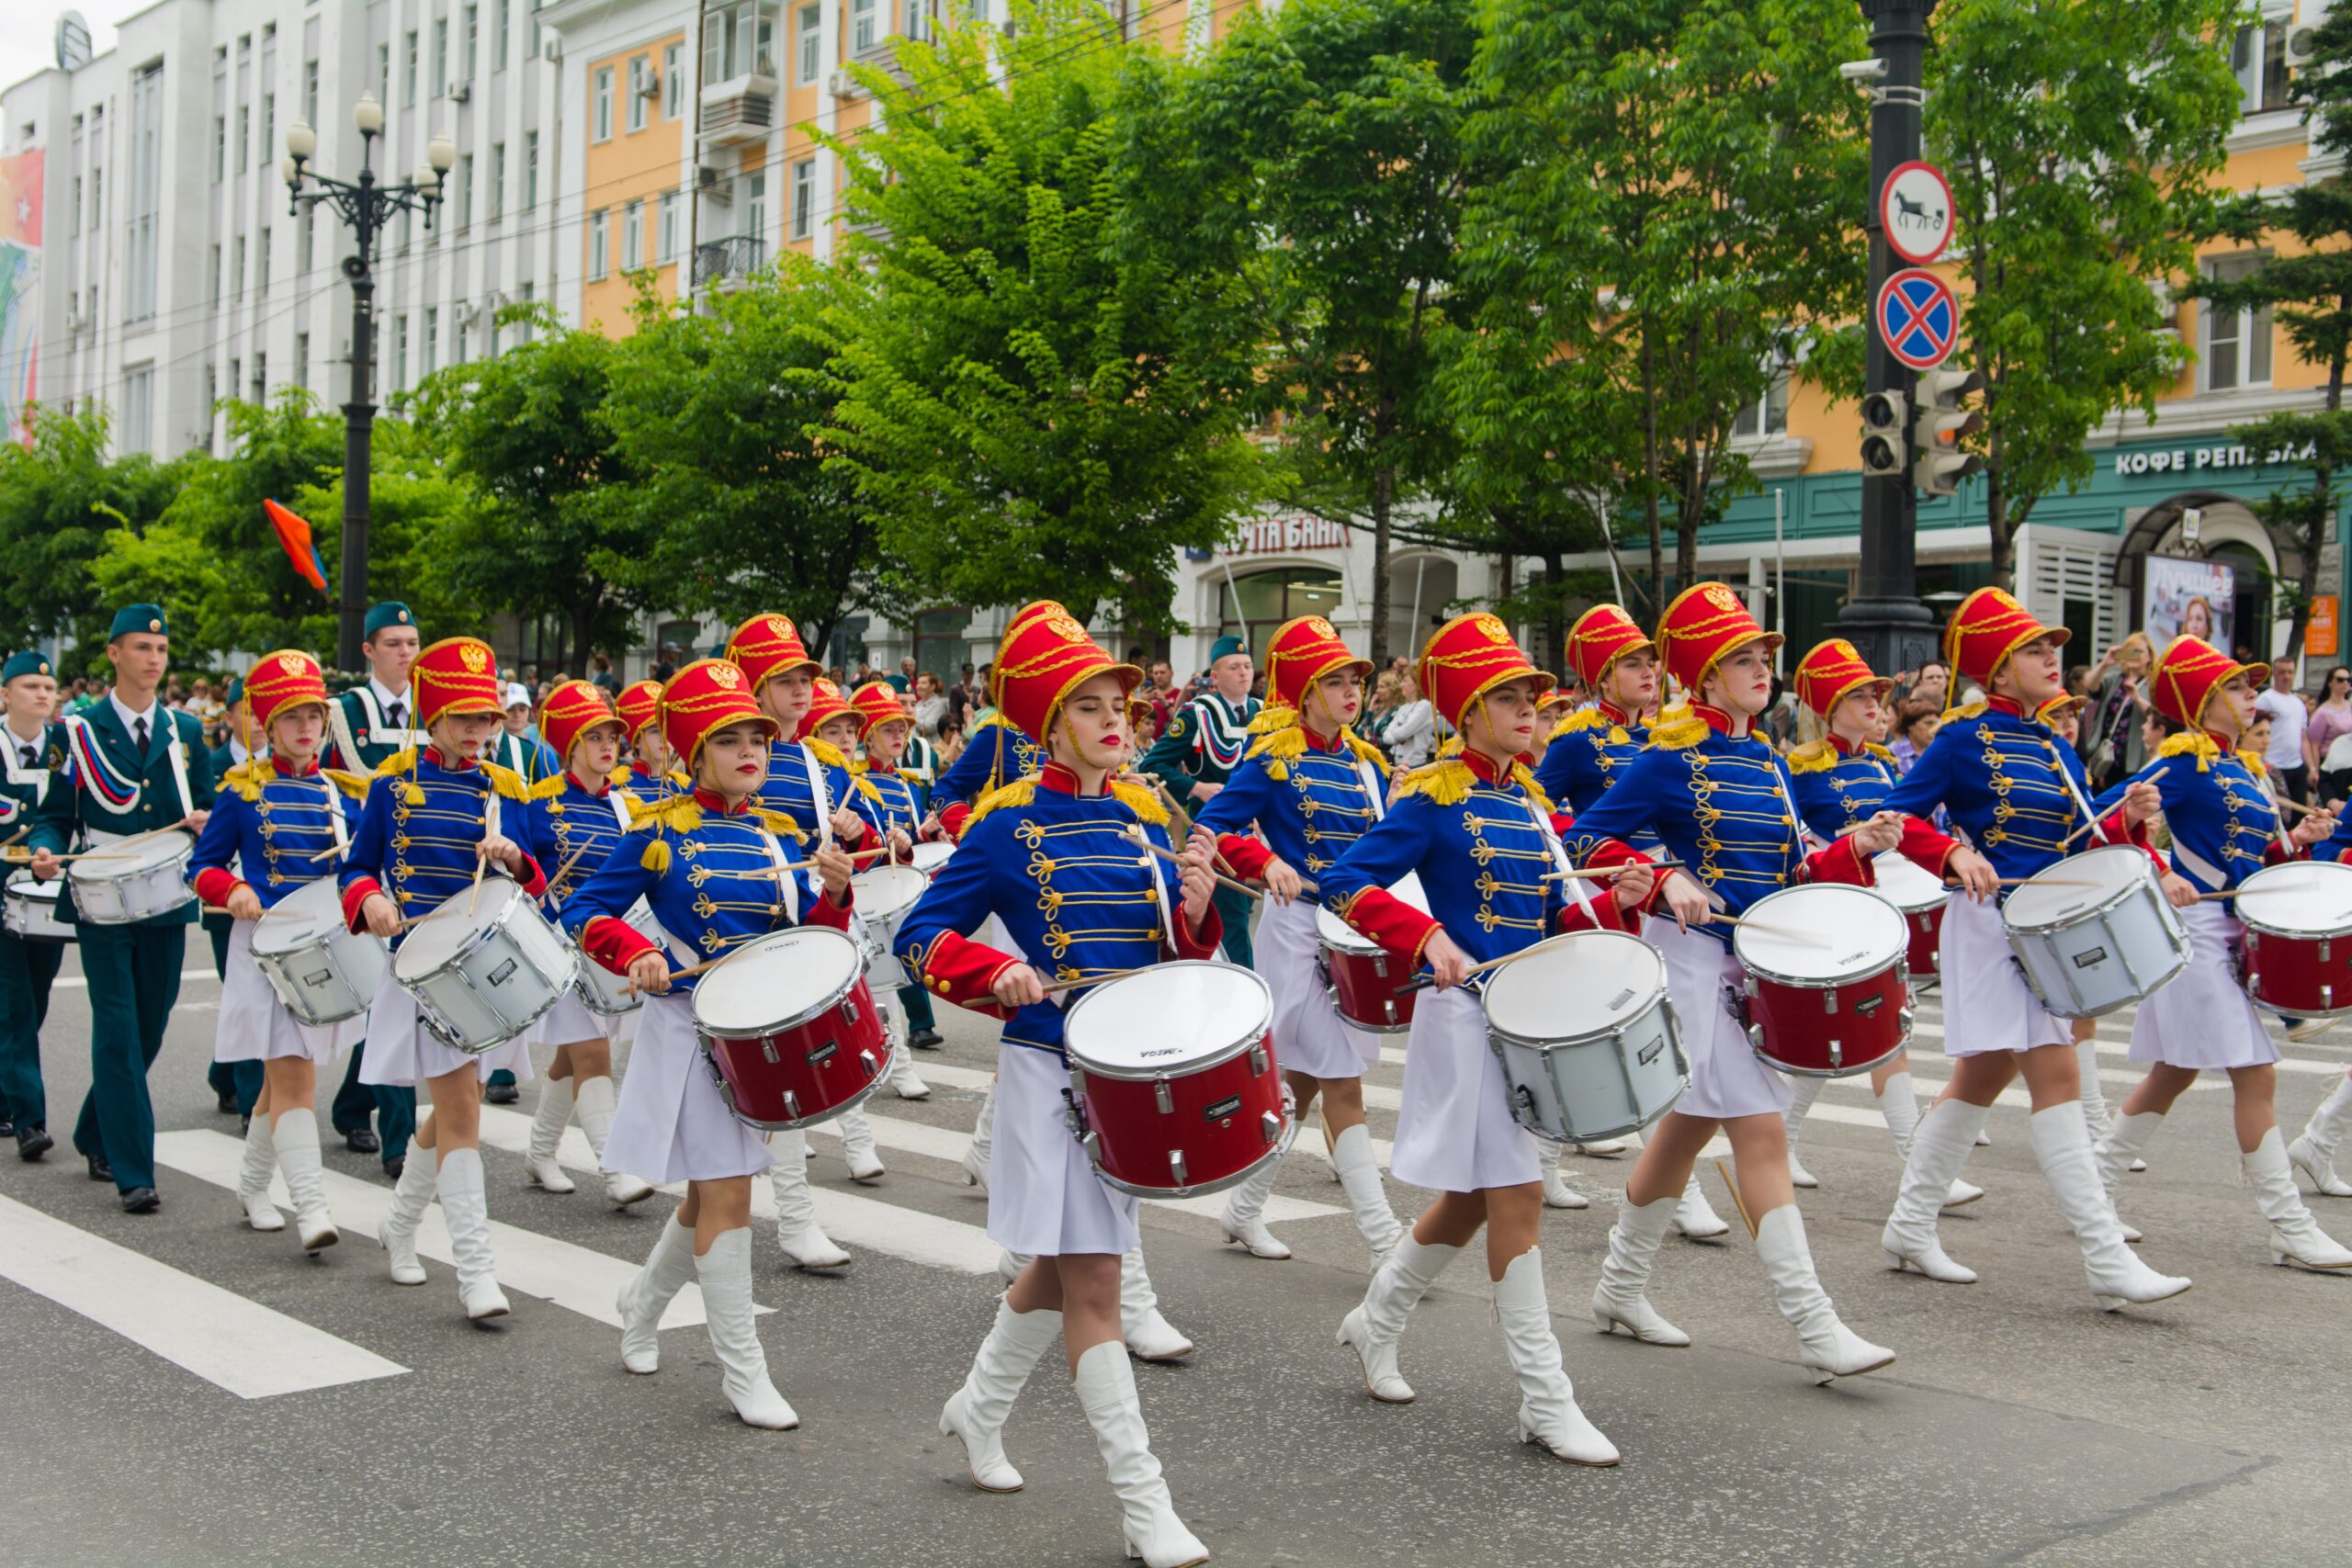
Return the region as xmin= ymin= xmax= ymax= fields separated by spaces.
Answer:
xmin=386 ymin=701 xmax=405 ymax=731
xmin=133 ymin=716 xmax=150 ymax=752
xmin=16 ymin=744 xmax=31 ymax=769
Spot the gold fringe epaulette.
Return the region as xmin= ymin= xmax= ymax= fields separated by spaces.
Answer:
xmin=750 ymin=807 xmax=809 ymax=844
xmin=627 ymin=794 xmax=702 ymax=873
xmin=807 ymin=737 xmax=884 ymax=803
xmin=2157 ymin=731 xmax=2220 ymax=773
xmin=220 ymin=757 xmax=273 ymax=802
xmin=322 ymin=769 xmax=373 ymax=800
xmin=1246 ymin=722 xmax=1391 ymax=783
xmin=1648 ymin=713 xmax=1711 ymax=750
xmin=1437 ymin=735 xmax=1464 ymax=759
xmin=1344 ymin=730 xmax=1389 ymax=773
xmin=966 ymin=776 xmax=1038 ymax=831
xmin=372 ymin=748 xmax=426 ymax=805
xmin=1510 ymin=762 xmax=1555 ymax=817
xmin=479 ymin=761 xmax=537 ymax=801
xmin=1394 ymin=759 xmax=1476 ymax=805
xmin=1946 ymin=701 xmax=1990 ymax=721
xmin=1247 ymin=704 xmax=1300 ymax=735
xmin=523 ymin=772 xmax=570 ymax=802
xmin=1785 ymin=739 xmax=1836 ymax=773
xmin=1110 ymin=779 xmax=1169 ymax=826
xmin=1547 ymin=707 xmax=1625 ymax=744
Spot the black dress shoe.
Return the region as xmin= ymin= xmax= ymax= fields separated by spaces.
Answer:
xmin=383 ymin=1154 xmax=406 ymax=1180
xmin=909 ymin=1028 xmax=944 ymax=1051
xmin=485 ymin=1081 xmax=519 ymax=1105
xmin=85 ymin=1151 xmax=113 ymax=1183
xmin=120 ymin=1187 xmax=161 ymax=1214
xmin=17 ymin=1125 xmax=52 ymax=1161
xmin=344 ymin=1126 xmax=381 ymax=1155
xmin=0 ymin=1115 xmax=13 ymax=1138
xmin=215 ymin=1089 xmax=237 ymax=1114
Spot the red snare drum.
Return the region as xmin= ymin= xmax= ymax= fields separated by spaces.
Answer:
xmin=1315 ymin=873 xmax=1430 ymax=1033
xmin=2233 ymin=860 xmax=2352 ymax=1019
xmin=1872 ymin=851 xmax=1949 ymax=977
xmin=692 ymin=927 xmax=895 ymax=1129
xmin=1731 ymin=884 xmax=1913 ymax=1077
xmin=1061 ymin=961 xmax=1287 ymax=1198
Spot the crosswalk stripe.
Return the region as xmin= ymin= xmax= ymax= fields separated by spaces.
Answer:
xmin=153 ymin=1130 xmax=747 ymax=1329
xmin=0 ymin=1191 xmax=408 ymax=1399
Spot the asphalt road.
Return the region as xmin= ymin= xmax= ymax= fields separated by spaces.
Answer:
xmin=1 ymin=940 xmax=2346 ymax=1568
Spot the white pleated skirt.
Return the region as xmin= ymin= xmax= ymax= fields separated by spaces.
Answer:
xmin=1937 ymin=893 xmax=2073 ymax=1057
xmin=1258 ymin=895 xmax=1378 ymax=1081
xmin=1388 ymin=986 xmax=1540 ymax=1193
xmin=2128 ymin=901 xmax=2278 ymax=1070
xmin=989 ymin=1042 xmax=1139 ymax=1258
xmin=600 ymin=991 xmax=773 ymax=1183
xmin=356 ymin=964 xmax=535 ymax=1087
xmin=212 ymin=920 xmax=368 ymax=1066
xmin=1649 ymin=918 xmax=1792 ymax=1121
xmin=524 ymin=990 xmax=617 ymax=1050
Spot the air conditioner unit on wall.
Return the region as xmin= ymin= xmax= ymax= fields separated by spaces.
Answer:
xmin=698 ymin=165 xmax=730 ymax=199
xmin=2287 ymin=25 xmax=2320 ymax=66
xmin=451 ymin=83 xmax=471 ymax=103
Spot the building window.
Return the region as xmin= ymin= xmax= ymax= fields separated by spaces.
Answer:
xmin=853 ymin=0 xmax=878 ymax=54
xmin=458 ymin=153 xmax=474 ymax=226
xmin=209 ymin=243 xmax=221 ymax=302
xmin=121 ymin=364 xmax=154 ymax=453
xmin=517 ymin=280 xmax=535 ymax=342
xmin=126 ymin=63 xmax=163 ymax=321
xmin=491 ymin=141 xmax=505 ymax=219
xmin=532 ymin=0 xmax=545 ymax=59
xmin=797 ymin=4 xmax=821 ymax=83
xmin=435 ymin=18 xmax=450 ymax=96
xmin=70 ymin=175 xmax=81 ymax=236
xmin=252 ymin=353 xmax=266 ymax=401
xmin=295 ymin=332 xmax=310 ymax=389
xmin=405 ymin=30 xmax=419 ymax=105
xmin=2234 ymin=17 xmax=2292 ymax=115
xmin=424 ymin=306 xmax=439 ymax=375
xmin=658 ymin=189 xmax=679 ymax=262
xmin=232 ymin=236 xmax=246 ymax=295
xmin=2204 ymin=254 xmax=2274 ymax=392
xmin=379 ymin=42 xmax=391 ymax=102
xmin=590 ymin=209 xmax=610 ymax=277
xmin=704 ymin=0 xmax=777 ymax=83
xmin=664 ymin=42 xmax=684 ymax=117
xmin=261 ymin=93 xmax=275 ymax=168
xmin=790 ymin=157 xmax=814 ymax=240
xmin=495 ymin=0 xmax=509 ymax=70
xmin=1214 ymin=570 xmax=1344 ymax=666
xmin=524 ymin=131 xmax=538 ymax=209
xmin=236 ymin=104 xmax=249 ymax=171
xmin=746 ymin=171 xmax=768 ymax=245
xmin=394 ymin=313 xmax=409 ymax=389
xmin=1732 ymin=366 xmax=1790 ymax=439
xmin=256 ymin=227 xmax=272 ymax=296
xmin=304 ymin=59 xmax=320 ymax=124
xmin=594 ymin=66 xmax=614 ymax=140
xmin=464 ymin=5 xmax=479 ymax=80
xmin=456 ymin=317 xmax=469 ymax=364
xmin=628 ymin=54 xmax=650 ymax=131
xmin=212 ymin=115 xmax=225 ymax=180
xmin=902 ymin=0 xmax=926 ymax=42
xmin=624 ymin=198 xmax=644 ymax=267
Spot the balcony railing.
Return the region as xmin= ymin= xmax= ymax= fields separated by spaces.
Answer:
xmin=695 ymin=233 xmax=766 ymax=288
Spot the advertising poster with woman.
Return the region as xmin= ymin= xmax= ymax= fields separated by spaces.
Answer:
xmin=2143 ymin=554 xmax=2233 ymax=651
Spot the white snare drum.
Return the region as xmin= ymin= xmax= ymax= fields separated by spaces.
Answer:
xmin=68 ymin=831 xmax=196 ymax=924
xmin=848 ymin=863 xmax=931 ymax=987
xmin=910 ymin=840 xmax=955 ymax=877
xmin=575 ymin=898 xmax=662 ymax=1018
xmin=2002 ymin=845 xmax=2189 ymax=1019
xmin=392 ymin=878 xmax=578 ymax=1051
xmin=2 ymin=873 xmax=74 ymax=942
xmin=250 ymin=877 xmax=387 ymax=1026
xmin=1482 ymin=931 xmax=1686 ymax=1143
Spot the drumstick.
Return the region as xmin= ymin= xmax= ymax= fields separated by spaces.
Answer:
xmin=743 ymin=844 xmax=901 ymax=878
xmin=466 ymin=847 xmax=489 ymax=915
xmin=300 ymin=840 xmax=349 ymax=863
xmin=545 ymin=843 xmax=594 ymax=891
xmin=620 ymin=951 xmax=729 ymax=997
xmin=1039 ymin=963 xmax=1159 ymax=997
xmin=1540 ymin=861 xmax=1690 ymax=882
xmin=1713 ymin=1157 xmax=1759 ymax=1240
xmin=1401 ymin=934 xmax=1569 ymax=991
xmin=1124 ymin=827 xmax=1264 ymax=902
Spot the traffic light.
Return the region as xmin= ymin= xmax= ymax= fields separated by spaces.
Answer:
xmin=1860 ymin=389 xmax=1908 ymax=477
xmin=1913 ymin=367 xmax=1985 ymax=498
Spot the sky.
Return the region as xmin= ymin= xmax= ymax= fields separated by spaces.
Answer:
xmin=0 ymin=7 xmax=118 ymax=97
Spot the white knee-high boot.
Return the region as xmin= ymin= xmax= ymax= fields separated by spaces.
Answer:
xmin=436 ymin=1147 xmax=509 ymax=1321
xmin=1755 ymin=1204 xmax=1894 ymax=1383
xmin=273 ymin=1108 xmax=338 ymax=1252
xmin=1337 ymin=1235 xmax=1460 ymax=1402
xmin=885 ymin=996 xmax=929 ymax=1100
xmin=236 ymin=1111 xmax=285 ymax=1231
xmin=2030 ymin=1101 xmax=2190 ymax=1311
xmin=1330 ymin=1122 xmax=1403 ymax=1260
xmin=1539 ymin=1140 xmax=1590 ymax=1210
xmin=1493 ymin=1249 xmax=1618 ymax=1464
xmin=1672 ymin=1170 xmax=1730 ymax=1239
xmin=2245 ymin=1127 xmax=2352 ymax=1270
xmin=1880 ymin=1098 xmax=1985 ymax=1283
xmin=962 ymin=1077 xmax=997 ymax=1190
xmin=1591 ymin=1191 xmax=1690 ymax=1346
xmin=1876 ymin=1071 xmax=1983 ymax=1209
xmin=1216 ymin=1152 xmax=1291 ymax=1259
xmin=770 ymin=1131 xmax=852 ymax=1268
xmin=1784 ymin=1077 xmax=1825 ymax=1189
xmin=616 ymin=1213 xmax=699 ymax=1373
xmin=379 ymin=1143 xmax=438 ymax=1285
xmin=1120 ymin=1247 xmax=1193 ymax=1362
xmin=525 ymin=1071 xmax=578 ymax=1192
xmin=2290 ymin=1075 xmax=2352 ymax=1197
xmin=2093 ymin=1110 xmax=2163 ymax=1243
xmin=835 ymin=1106 xmax=886 ymax=1183
xmin=571 ymin=1075 xmax=654 ymax=1206
xmin=2075 ymin=1033 xmax=2119 ymax=1148
xmin=695 ymin=1226 xmax=797 ymax=1428
xmin=940 ymin=1297 xmax=1064 ymax=1492
xmin=1074 ymin=1340 xmax=1208 ymax=1568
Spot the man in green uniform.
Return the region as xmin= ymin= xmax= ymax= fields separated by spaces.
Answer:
xmin=324 ymin=603 xmax=424 ymax=1174
xmin=1138 ymin=635 xmax=1261 ymax=965
xmin=0 ymin=651 xmax=69 ymax=1160
xmin=201 ymin=678 xmax=264 ymax=1121
xmin=27 ymin=605 xmax=218 ymax=1213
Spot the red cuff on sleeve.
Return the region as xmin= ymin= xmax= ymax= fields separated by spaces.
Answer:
xmin=1585 ymin=840 xmax=1670 ymax=917
xmin=2264 ymin=836 xmax=2311 ymax=865
xmin=1895 ymin=817 xmax=1960 ymax=878
xmin=1170 ymin=898 xmax=1223 ymax=960
xmin=1804 ymin=833 xmax=1874 ymax=886
xmin=918 ymin=930 xmax=1022 ymax=1017
xmin=1341 ymin=888 xmax=1442 ymax=966
xmin=940 ymin=802 xmax=973 ymax=842
xmin=1555 ymin=892 xmax=1629 ymax=935
xmin=582 ymin=913 xmax=660 ymax=976
xmin=341 ymin=876 xmax=384 ymax=933
xmin=512 ymin=853 xmax=548 ymax=900
xmin=804 ymin=884 xmax=854 ymax=930
xmin=192 ymin=867 xmax=245 ymax=908
xmin=1216 ymin=833 xmax=1272 ymax=881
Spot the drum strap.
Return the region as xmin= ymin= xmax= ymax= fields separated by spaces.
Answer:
xmin=2042 ymin=740 xmax=2117 ymax=848
xmin=1521 ymin=796 xmax=1596 ymax=926
xmin=164 ymin=720 xmax=195 ymax=822
xmin=1141 ymin=829 xmax=1178 ymax=959
xmin=1351 ymin=755 xmax=1387 ymax=821
xmin=761 ymin=826 xmax=801 ymax=925
xmin=799 ymin=747 xmax=834 ymax=852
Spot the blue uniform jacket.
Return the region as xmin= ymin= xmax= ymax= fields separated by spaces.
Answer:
xmin=2092 ymin=734 xmax=2290 ymax=892
xmin=187 ymin=758 xmax=360 ymax=909
xmin=335 ymin=750 xmax=548 ymax=942
xmin=1532 ymin=703 xmax=1662 ymax=859
xmin=1193 ymin=723 xmax=1388 ymax=883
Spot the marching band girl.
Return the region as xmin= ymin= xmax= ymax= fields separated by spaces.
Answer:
xmin=617 ymin=679 xmax=690 ymax=805
xmin=1780 ymin=638 xmax=1984 ymax=1209
xmin=895 ymin=604 xmax=1220 ymax=1568
xmin=510 ymin=680 xmax=657 ymax=1209
xmin=2085 ymin=638 xmax=2351 ymax=1270
xmin=1874 ymin=588 xmax=2195 ymax=1310
xmin=1320 ymin=612 xmax=1643 ymax=1465
xmin=340 ymin=636 xmax=550 ymax=1320
xmin=187 ymin=650 xmax=367 ymax=1254
xmin=1191 ymin=615 xmax=1407 ymax=1264
xmin=562 ymin=659 xmax=859 ymax=1429
xmin=847 ymin=681 xmax=940 ymax=1099
xmin=1570 ymin=588 xmax=1905 ymax=1383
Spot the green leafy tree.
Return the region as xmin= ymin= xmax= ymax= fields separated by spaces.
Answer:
xmin=601 ymin=262 xmax=891 ymax=656
xmin=1928 ymin=0 xmax=2244 ymax=588
xmin=822 ymin=0 xmax=1272 ymax=635
xmin=2193 ymin=4 xmax=2352 ymax=658
xmin=0 ymin=406 xmax=186 ymax=662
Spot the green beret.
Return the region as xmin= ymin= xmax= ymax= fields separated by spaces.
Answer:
xmin=1208 ymin=636 xmax=1249 ymax=664
xmin=364 ymin=603 xmax=416 ymax=638
xmin=2 ymin=651 xmax=53 ymax=682
xmin=108 ymin=604 xmax=168 ymax=640
xmin=226 ymin=677 xmax=245 ymax=707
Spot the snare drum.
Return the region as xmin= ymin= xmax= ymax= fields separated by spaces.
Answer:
xmin=1316 ymin=873 xmax=1430 ymax=1034
xmin=250 ymin=877 xmax=387 ymax=1026
xmin=1873 ymin=851 xmax=1949 ymax=976
xmin=1482 ymin=931 xmax=1687 ymax=1143
xmin=2233 ymin=860 xmax=2352 ymax=1018
xmin=575 ymin=899 xmax=662 ymax=1018
xmin=391 ymin=878 xmax=578 ymax=1051
xmin=2 ymin=874 xmax=74 ymax=943
xmin=67 ymin=831 xmax=196 ymax=924
xmin=848 ymin=863 xmax=930 ymax=987
xmin=1734 ymin=884 xmax=1913 ymax=1077
xmin=2002 ymin=845 xmax=2190 ymax=1019
xmin=1061 ymin=961 xmax=1286 ymax=1199
xmin=693 ymin=926 xmax=893 ymax=1129
xmin=910 ymin=840 xmax=955 ymax=877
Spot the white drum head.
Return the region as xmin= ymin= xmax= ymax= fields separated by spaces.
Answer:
xmin=850 ymin=863 xmax=930 ymax=920
xmin=1065 ymin=962 xmax=1270 ymax=1072
xmin=2234 ymin=860 xmax=2352 ymax=936
xmin=252 ymin=876 xmax=345 ymax=955
xmin=1314 ymin=872 xmax=1429 ymax=953
xmin=911 ymin=841 xmax=954 ymax=875
xmin=1871 ymin=851 xmax=1949 ymax=912
xmin=695 ymin=928 xmax=862 ymax=1033
xmin=69 ymin=830 xmax=190 ymax=882
xmin=6 ymin=873 xmax=60 ymax=906
xmin=1485 ymin=932 xmax=1662 ymax=1039
xmin=1735 ymin=886 xmax=1908 ymax=981
xmin=394 ymin=876 xmax=522 ymax=977
xmin=2004 ymin=845 xmax=2151 ymax=929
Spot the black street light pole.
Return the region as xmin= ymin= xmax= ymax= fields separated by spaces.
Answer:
xmin=280 ymin=96 xmax=452 ymax=672
xmin=1838 ymin=0 xmax=1940 ymax=676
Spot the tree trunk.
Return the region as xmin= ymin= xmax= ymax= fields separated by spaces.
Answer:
xmin=1641 ymin=326 xmax=1664 ymax=604
xmin=570 ymin=603 xmax=596 ymax=678
xmin=1368 ymin=457 xmax=1396 ymax=668
xmin=1543 ymin=552 xmax=1566 ymax=676
xmin=1985 ymin=413 xmax=2015 ymax=592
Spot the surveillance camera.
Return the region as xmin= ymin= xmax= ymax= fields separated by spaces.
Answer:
xmin=1839 ymin=58 xmax=1888 ymax=82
